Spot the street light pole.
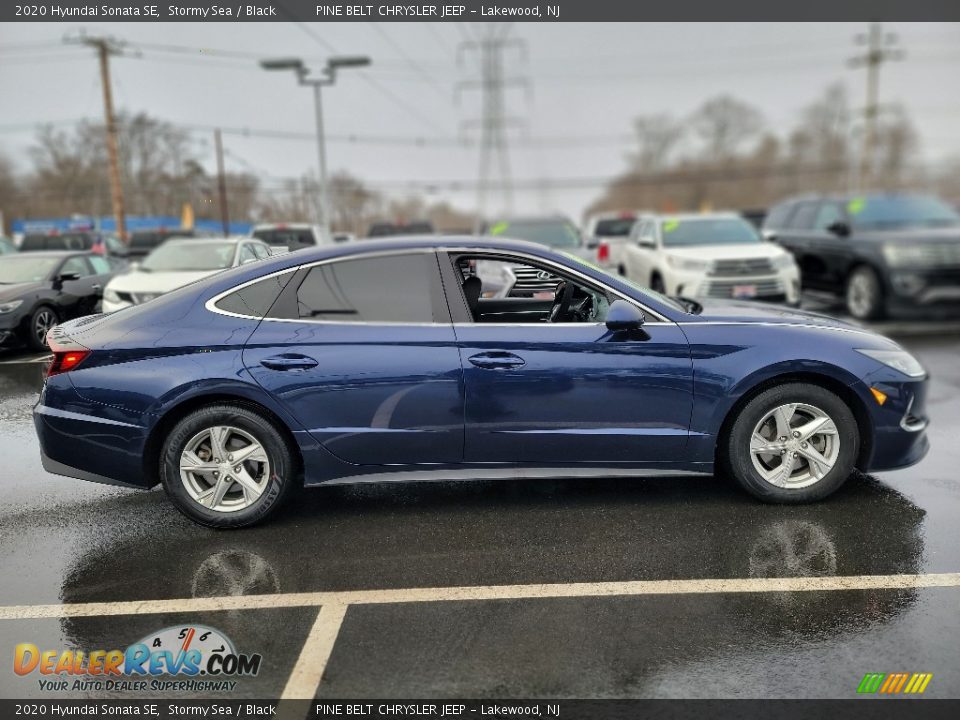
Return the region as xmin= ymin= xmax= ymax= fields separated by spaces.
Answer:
xmin=261 ymin=56 xmax=370 ymax=242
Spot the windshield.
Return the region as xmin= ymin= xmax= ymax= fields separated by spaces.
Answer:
xmin=253 ymin=229 xmax=315 ymax=247
xmin=560 ymin=251 xmax=687 ymax=313
xmin=660 ymin=217 xmax=762 ymax=247
xmin=594 ymin=218 xmax=636 ymax=237
xmin=846 ymin=195 xmax=960 ymax=229
xmin=142 ymin=242 xmax=236 ymax=272
xmin=490 ymin=220 xmax=582 ymax=249
xmin=0 ymin=255 xmax=60 ymax=284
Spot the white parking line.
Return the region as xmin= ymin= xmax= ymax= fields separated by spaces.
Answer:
xmin=1 ymin=572 xmax=959 ymax=621
xmin=281 ymin=604 xmax=348 ymax=700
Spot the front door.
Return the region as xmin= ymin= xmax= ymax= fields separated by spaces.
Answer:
xmin=445 ymin=253 xmax=694 ymax=465
xmin=242 ymin=251 xmax=464 ymax=465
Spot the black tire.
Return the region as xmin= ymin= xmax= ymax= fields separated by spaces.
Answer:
xmin=845 ymin=265 xmax=885 ymax=321
xmin=26 ymin=305 xmax=58 ymax=351
xmin=650 ymin=273 xmax=666 ymax=294
xmin=160 ymin=404 xmax=298 ymax=529
xmin=721 ymin=383 xmax=859 ymax=504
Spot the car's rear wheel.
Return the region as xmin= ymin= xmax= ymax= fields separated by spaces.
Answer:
xmin=722 ymin=383 xmax=859 ymax=503
xmin=845 ymin=265 xmax=885 ymax=321
xmin=27 ymin=305 xmax=58 ymax=351
xmin=160 ymin=404 xmax=297 ymax=528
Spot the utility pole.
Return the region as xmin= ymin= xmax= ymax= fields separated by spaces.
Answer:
xmin=214 ymin=129 xmax=230 ymax=236
xmin=65 ymin=32 xmax=129 ymax=242
xmin=847 ymin=23 xmax=904 ymax=190
xmin=457 ymin=24 xmax=529 ymax=231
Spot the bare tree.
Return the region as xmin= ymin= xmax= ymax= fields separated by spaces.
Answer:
xmin=630 ymin=114 xmax=685 ymax=173
xmin=690 ymin=95 xmax=764 ymax=163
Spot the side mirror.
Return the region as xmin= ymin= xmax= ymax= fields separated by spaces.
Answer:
xmin=827 ymin=220 xmax=851 ymax=237
xmin=57 ymin=271 xmax=81 ymax=282
xmin=762 ymin=230 xmax=778 ymax=243
xmin=585 ymin=237 xmax=600 ymax=250
xmin=636 ymin=237 xmax=656 ymax=249
xmin=605 ymin=299 xmax=645 ymax=332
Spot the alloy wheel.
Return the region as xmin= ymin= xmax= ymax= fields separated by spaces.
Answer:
xmin=749 ymin=403 xmax=840 ymax=489
xmin=179 ymin=425 xmax=271 ymax=513
xmin=846 ymin=271 xmax=878 ymax=319
xmin=33 ymin=309 xmax=57 ymax=347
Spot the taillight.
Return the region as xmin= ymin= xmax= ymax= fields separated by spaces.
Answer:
xmin=46 ymin=334 xmax=91 ymax=377
xmin=598 ymin=242 xmax=610 ymax=263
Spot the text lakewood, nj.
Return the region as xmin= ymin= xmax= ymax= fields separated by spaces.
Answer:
xmin=316 ymin=4 xmax=559 ymax=17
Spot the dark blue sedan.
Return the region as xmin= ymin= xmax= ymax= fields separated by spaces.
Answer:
xmin=34 ymin=237 xmax=930 ymax=528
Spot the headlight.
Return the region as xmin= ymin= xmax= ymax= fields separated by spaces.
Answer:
xmin=666 ymin=255 xmax=711 ymax=272
xmin=0 ymin=300 xmax=23 ymax=314
xmin=772 ymin=252 xmax=797 ymax=269
xmin=856 ymin=348 xmax=926 ymax=378
xmin=882 ymin=244 xmax=932 ymax=268
xmin=103 ymin=288 xmax=121 ymax=304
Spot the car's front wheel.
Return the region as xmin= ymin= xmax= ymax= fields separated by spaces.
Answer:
xmin=160 ymin=404 xmax=297 ymax=528
xmin=845 ymin=265 xmax=885 ymax=321
xmin=722 ymin=383 xmax=859 ymax=503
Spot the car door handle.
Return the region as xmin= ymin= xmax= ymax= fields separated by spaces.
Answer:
xmin=91 ymin=284 xmax=102 ymax=292
xmin=260 ymin=354 xmax=319 ymax=371
xmin=468 ymin=351 xmax=526 ymax=369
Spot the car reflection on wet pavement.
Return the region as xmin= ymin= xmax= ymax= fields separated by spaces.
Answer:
xmin=0 ymin=336 xmax=958 ymax=698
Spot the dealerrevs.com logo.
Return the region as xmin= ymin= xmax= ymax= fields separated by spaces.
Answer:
xmin=14 ymin=625 xmax=262 ymax=693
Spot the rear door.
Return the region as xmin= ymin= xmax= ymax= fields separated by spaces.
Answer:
xmin=242 ymin=250 xmax=464 ymax=465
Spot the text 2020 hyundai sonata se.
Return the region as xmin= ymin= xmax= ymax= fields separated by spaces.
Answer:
xmin=34 ymin=237 xmax=930 ymax=528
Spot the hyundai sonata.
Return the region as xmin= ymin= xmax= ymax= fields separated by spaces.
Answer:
xmin=34 ymin=237 xmax=929 ymax=528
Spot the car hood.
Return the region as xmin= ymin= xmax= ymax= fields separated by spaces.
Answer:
xmin=663 ymin=243 xmax=789 ymax=260
xmin=106 ymin=269 xmax=220 ymax=294
xmin=0 ymin=282 xmax=44 ymax=302
xmin=685 ymin=298 xmax=857 ymax=329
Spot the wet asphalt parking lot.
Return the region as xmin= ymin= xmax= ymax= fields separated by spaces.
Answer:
xmin=1 ymin=313 xmax=959 ymax=700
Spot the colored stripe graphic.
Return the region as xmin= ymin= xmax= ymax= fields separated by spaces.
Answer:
xmin=858 ymin=672 xmax=932 ymax=694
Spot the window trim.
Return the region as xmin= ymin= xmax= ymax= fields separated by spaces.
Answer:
xmin=205 ymin=248 xmax=450 ymax=325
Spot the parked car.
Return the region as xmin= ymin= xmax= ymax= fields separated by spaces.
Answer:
xmin=251 ymin=223 xmax=325 ymax=254
xmin=365 ymin=221 xmax=436 ymax=238
xmin=332 ymin=232 xmax=356 ymax=244
xmin=127 ymin=228 xmax=197 ymax=260
xmin=0 ymin=236 xmax=16 ymax=255
xmin=622 ymin=212 xmax=800 ymax=305
xmin=0 ymin=251 xmax=114 ymax=350
xmin=582 ymin=211 xmax=642 ymax=275
xmin=102 ymin=237 xmax=270 ymax=313
xmin=477 ymin=216 xmax=600 ymax=297
xmin=763 ymin=193 xmax=960 ymax=320
xmin=36 ymin=236 xmax=928 ymax=528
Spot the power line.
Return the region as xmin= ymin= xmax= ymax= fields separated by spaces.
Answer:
xmin=365 ymin=22 xmax=450 ymax=100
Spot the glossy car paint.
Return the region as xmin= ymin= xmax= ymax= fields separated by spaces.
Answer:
xmin=34 ymin=236 xmax=929 ymax=493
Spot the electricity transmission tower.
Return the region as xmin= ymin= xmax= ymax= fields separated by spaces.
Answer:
xmin=847 ymin=23 xmax=904 ymax=190
xmin=456 ymin=24 xmax=529 ymax=230
xmin=64 ymin=31 xmax=134 ymax=241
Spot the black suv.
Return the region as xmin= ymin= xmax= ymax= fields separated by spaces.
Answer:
xmin=763 ymin=193 xmax=960 ymax=320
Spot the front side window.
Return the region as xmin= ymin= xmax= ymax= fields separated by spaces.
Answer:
xmin=61 ymin=257 xmax=92 ymax=277
xmin=815 ymin=203 xmax=845 ymax=231
xmin=296 ymin=254 xmax=440 ymax=323
xmin=88 ymin=256 xmax=111 ymax=274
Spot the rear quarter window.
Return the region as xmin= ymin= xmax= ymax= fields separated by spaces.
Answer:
xmin=214 ymin=271 xmax=296 ymax=318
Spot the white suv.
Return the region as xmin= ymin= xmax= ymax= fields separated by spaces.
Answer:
xmin=622 ymin=213 xmax=801 ymax=305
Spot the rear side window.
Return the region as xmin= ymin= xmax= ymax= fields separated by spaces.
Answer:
xmin=215 ymin=271 xmax=295 ymax=318
xmin=295 ymin=254 xmax=439 ymax=323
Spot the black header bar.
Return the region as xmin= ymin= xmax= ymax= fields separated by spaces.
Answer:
xmin=4 ymin=0 xmax=960 ymax=23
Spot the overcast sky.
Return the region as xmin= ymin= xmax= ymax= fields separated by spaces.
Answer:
xmin=1 ymin=21 xmax=958 ymax=220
